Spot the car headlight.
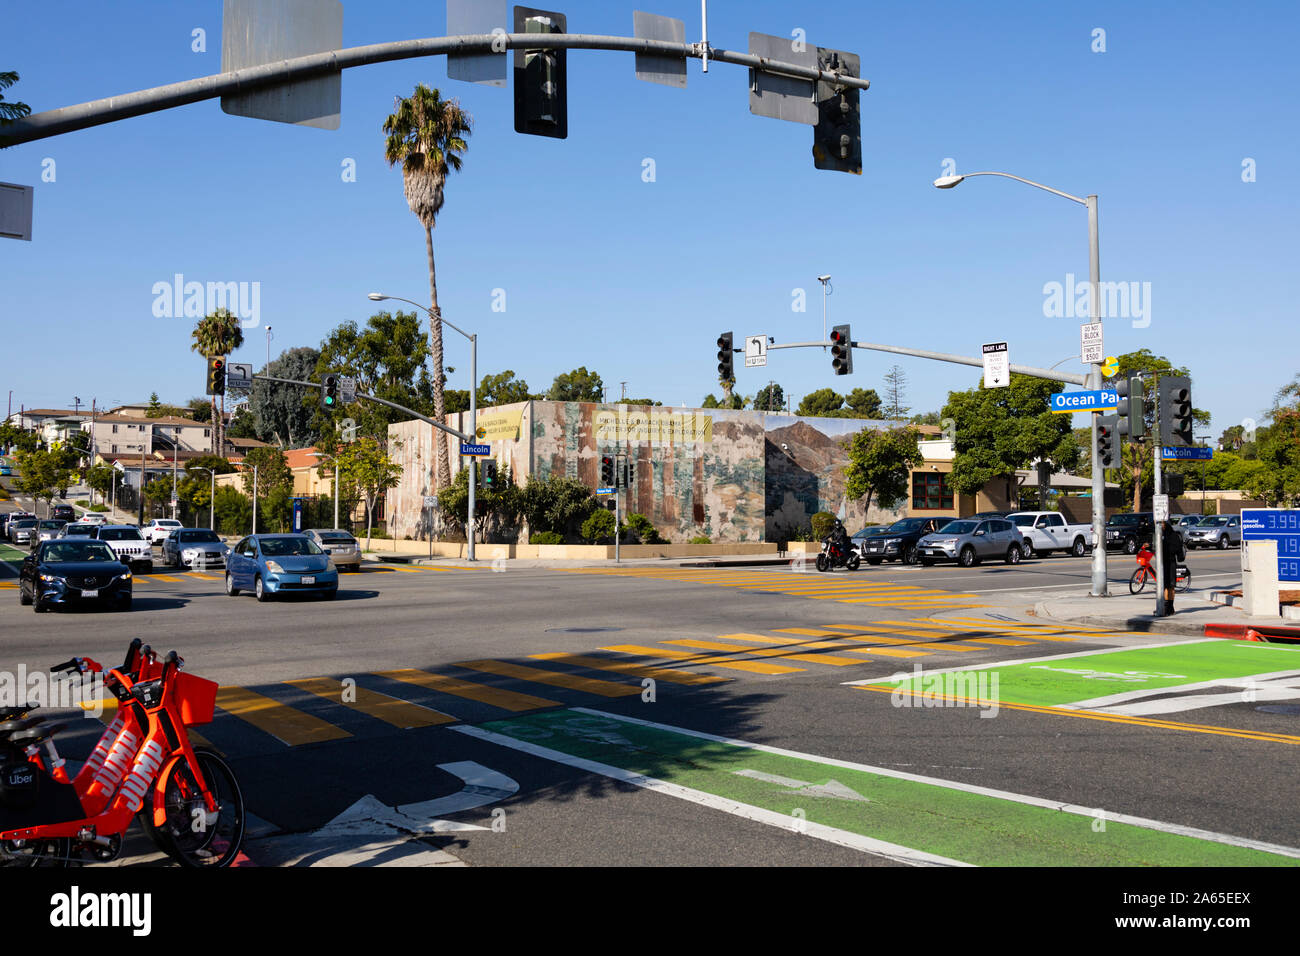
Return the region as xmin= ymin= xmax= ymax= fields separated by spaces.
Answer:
xmin=885 ymin=537 xmax=901 ymax=544
xmin=39 ymin=573 xmax=61 ymax=582
xmin=118 ymin=572 xmax=132 ymax=581
xmin=941 ymin=539 xmax=958 ymax=547
xmin=182 ymin=549 xmax=197 ymax=558
xmin=265 ymin=560 xmax=285 ymax=573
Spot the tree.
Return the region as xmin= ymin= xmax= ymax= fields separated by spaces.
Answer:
xmin=547 ymin=367 xmax=604 ymax=403
xmin=177 ymin=456 xmax=236 ymax=518
xmin=843 ymin=426 xmax=923 ymax=513
xmin=477 ymin=370 xmax=538 ymax=407
xmin=845 ymin=388 xmax=883 ymax=418
xmin=0 ymin=71 xmax=31 ymax=125
xmin=338 ymin=437 xmax=403 ymax=548
xmin=883 ymin=366 xmax=910 ymax=421
xmin=384 ymin=84 xmax=473 ymax=492
xmin=146 ymin=392 xmax=162 ymax=417
xmin=1245 ymin=375 xmax=1300 ymax=505
xmin=187 ymin=397 xmax=214 ymax=424
xmin=437 ymin=463 xmax=523 ymax=542
xmin=212 ymin=485 xmax=252 ymax=536
xmin=520 ymin=474 xmax=598 ymax=541
xmin=15 ymin=448 xmax=74 ymax=509
xmin=618 ymin=398 xmax=661 ymax=407
xmin=0 ymin=422 xmax=39 ymax=454
xmin=581 ymin=508 xmax=616 ymax=544
xmin=226 ymin=405 xmax=258 ymax=440
xmin=86 ymin=463 xmax=115 ymax=504
xmin=190 ymin=308 xmax=245 ymax=453
xmin=796 ymin=388 xmax=845 ymax=417
xmin=942 ymin=375 xmax=1079 ymax=506
xmin=248 ymin=347 xmax=322 ymax=448
xmin=753 ymin=384 xmax=785 ymax=412
xmin=240 ymin=446 xmax=292 ymax=500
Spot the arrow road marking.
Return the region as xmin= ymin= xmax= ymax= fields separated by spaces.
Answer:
xmin=732 ymin=768 xmax=869 ymax=802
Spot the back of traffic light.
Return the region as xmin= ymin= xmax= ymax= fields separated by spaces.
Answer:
xmin=1115 ymin=375 xmax=1145 ymax=440
xmin=1158 ymin=375 xmax=1194 ymax=446
xmin=1095 ymin=415 xmax=1120 ymax=469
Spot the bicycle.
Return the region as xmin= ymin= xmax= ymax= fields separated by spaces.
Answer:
xmin=1128 ymin=545 xmax=1191 ymax=595
xmin=0 ymin=640 xmax=244 ymax=868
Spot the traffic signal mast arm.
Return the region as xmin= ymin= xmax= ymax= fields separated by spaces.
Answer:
xmin=4 ymin=33 xmax=869 ymax=146
xmin=763 ymin=339 xmax=1090 ymax=386
xmin=251 ymin=374 xmax=474 ymax=442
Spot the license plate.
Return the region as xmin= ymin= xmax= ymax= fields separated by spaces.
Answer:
xmin=82 ymin=589 xmax=98 ymax=598
xmin=301 ymin=576 xmax=315 ymax=585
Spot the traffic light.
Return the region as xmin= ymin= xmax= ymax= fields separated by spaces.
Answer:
xmin=600 ymin=455 xmax=615 ymax=488
xmin=717 ymin=332 xmax=734 ymax=383
xmin=513 ymin=7 xmax=567 ymax=139
xmin=1115 ymin=375 xmax=1145 ymax=439
xmin=812 ymin=48 xmax=862 ymax=175
xmin=830 ymin=325 xmax=853 ymax=375
xmin=1159 ymin=375 xmax=1194 ymax=446
xmin=1096 ymin=415 xmax=1120 ymax=469
xmin=480 ymin=459 xmax=498 ymax=491
xmin=206 ymin=357 xmax=226 ymax=396
xmin=621 ymin=459 xmax=635 ymax=489
xmin=321 ymin=375 xmax=339 ymax=411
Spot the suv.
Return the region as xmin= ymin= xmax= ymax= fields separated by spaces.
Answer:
xmin=861 ymin=517 xmax=953 ymax=565
xmin=1105 ymin=512 xmax=1156 ymax=554
xmin=918 ymin=518 xmax=1026 ymax=567
xmin=1185 ymin=515 xmax=1242 ymax=550
xmin=50 ymin=504 xmax=76 ymax=522
xmin=142 ymin=518 xmax=184 ymax=545
xmin=96 ymin=525 xmax=153 ymax=572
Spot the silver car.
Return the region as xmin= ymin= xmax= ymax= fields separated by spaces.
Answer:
xmin=1185 ymin=515 xmax=1242 ymax=550
xmin=8 ymin=518 xmax=38 ymax=545
xmin=917 ymin=518 xmax=1026 ymax=567
xmin=304 ymin=529 xmax=362 ymax=571
xmin=161 ymin=528 xmax=230 ymax=569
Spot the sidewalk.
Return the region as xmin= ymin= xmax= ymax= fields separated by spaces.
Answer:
xmin=1034 ymin=589 xmax=1300 ymax=641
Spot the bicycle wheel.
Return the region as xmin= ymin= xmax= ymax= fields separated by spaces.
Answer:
xmin=156 ymin=749 xmax=245 ymax=867
xmin=1128 ymin=568 xmax=1149 ymax=595
xmin=1178 ymin=567 xmax=1192 ymax=592
xmin=0 ymin=837 xmax=70 ymax=867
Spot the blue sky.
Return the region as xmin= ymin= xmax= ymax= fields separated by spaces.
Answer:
xmin=3 ymin=0 xmax=1296 ymax=439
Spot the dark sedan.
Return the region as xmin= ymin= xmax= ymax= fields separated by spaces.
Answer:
xmin=19 ymin=539 xmax=133 ymax=613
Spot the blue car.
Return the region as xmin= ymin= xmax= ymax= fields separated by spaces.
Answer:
xmin=224 ymin=533 xmax=339 ymax=602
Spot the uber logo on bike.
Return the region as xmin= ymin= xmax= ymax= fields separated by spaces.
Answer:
xmin=6 ymin=766 xmax=34 ymax=787
xmin=49 ymin=886 xmax=152 ymax=936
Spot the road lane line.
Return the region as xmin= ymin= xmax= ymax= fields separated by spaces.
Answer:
xmin=285 ymin=677 xmax=455 ymax=727
xmin=376 ymin=668 xmax=559 ymax=712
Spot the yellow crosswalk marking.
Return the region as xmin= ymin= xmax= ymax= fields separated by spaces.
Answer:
xmin=956 ymin=637 xmax=1034 ymax=647
xmin=665 ymin=637 xmax=864 ymax=667
xmin=530 ymin=652 xmax=729 ymax=686
xmin=716 ymin=632 xmax=857 ymax=649
xmin=150 ymin=574 xmax=182 ymax=582
xmin=600 ymin=644 xmax=804 ymax=675
xmin=285 ymin=677 xmax=454 ymax=728
xmin=189 ymin=572 xmax=221 ymax=580
xmin=388 ymin=566 xmax=427 ymax=573
xmin=214 ymin=687 xmax=352 ymax=746
xmin=454 ymin=659 xmax=642 ymax=697
xmin=377 ymin=669 xmax=558 ymax=712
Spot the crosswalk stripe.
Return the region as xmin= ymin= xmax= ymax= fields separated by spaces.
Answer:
xmin=715 ymin=632 xmax=858 ymax=649
xmin=376 ymin=668 xmax=559 ymax=712
xmin=214 ymin=687 xmax=352 ymax=746
xmin=189 ymin=572 xmax=221 ymax=580
xmin=285 ymin=677 xmax=454 ymax=728
xmin=955 ymin=637 xmax=1034 ymax=647
xmin=664 ymin=637 xmax=865 ymax=667
xmin=529 ymin=652 xmax=729 ymax=686
xmin=454 ymin=659 xmax=643 ymax=697
xmin=387 ymin=566 xmax=427 ymax=573
xmin=600 ymin=644 xmax=804 ymax=675
xmin=149 ymin=574 xmax=182 ymax=582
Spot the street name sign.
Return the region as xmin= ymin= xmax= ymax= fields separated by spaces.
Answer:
xmin=1049 ymin=389 xmax=1120 ymax=413
xmin=1242 ymin=509 xmax=1300 ymax=582
xmin=1162 ymin=446 xmax=1213 ymax=461
xmin=745 ymin=335 xmax=768 ymax=368
xmin=982 ymin=342 xmax=1008 ymax=388
xmin=1081 ymin=323 xmax=1104 ymax=364
xmin=596 ymin=486 xmax=616 ymax=495
xmin=460 ymin=443 xmax=491 ymax=456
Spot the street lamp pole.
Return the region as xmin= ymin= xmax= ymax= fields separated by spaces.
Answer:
xmin=369 ymin=293 xmax=478 ymax=561
xmin=934 ymin=170 xmax=1108 ymax=597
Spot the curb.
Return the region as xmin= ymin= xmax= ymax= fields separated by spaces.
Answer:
xmin=1032 ymin=601 xmax=1300 ymax=641
xmin=677 ymin=558 xmax=799 ymax=568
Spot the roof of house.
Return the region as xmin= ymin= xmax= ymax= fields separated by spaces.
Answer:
xmin=86 ymin=414 xmax=206 ymax=427
xmin=225 ymin=437 xmax=271 ymax=448
xmin=284 ymin=447 xmax=323 ymax=471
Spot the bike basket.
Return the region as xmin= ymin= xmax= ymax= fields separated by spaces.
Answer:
xmin=174 ymin=673 xmax=218 ymax=726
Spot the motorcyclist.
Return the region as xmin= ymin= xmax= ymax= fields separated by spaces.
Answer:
xmin=827 ymin=520 xmax=851 ymax=561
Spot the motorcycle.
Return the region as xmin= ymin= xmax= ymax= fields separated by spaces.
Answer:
xmin=816 ymin=536 xmax=860 ymax=572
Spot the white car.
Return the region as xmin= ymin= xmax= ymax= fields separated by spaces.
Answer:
xmin=79 ymin=512 xmax=108 ymax=526
xmin=96 ymin=525 xmax=153 ymax=572
xmin=1007 ymin=511 xmax=1095 ymax=558
xmin=142 ymin=518 xmax=183 ymax=545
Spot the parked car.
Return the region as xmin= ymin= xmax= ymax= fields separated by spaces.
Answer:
xmin=225 ymin=534 xmax=339 ymax=602
xmin=59 ymin=523 xmax=99 ymax=538
xmin=141 ymin=518 xmax=184 ymax=545
xmin=79 ymin=512 xmax=108 ymax=526
xmin=1104 ymin=512 xmax=1156 ymax=554
xmin=1185 ymin=514 xmax=1242 ymax=550
xmin=30 ymin=520 xmax=67 ymax=548
xmin=19 ymin=538 xmax=132 ymax=612
xmin=1173 ymin=514 xmax=1203 ymax=535
xmin=303 ymin=529 xmax=362 ymax=571
xmin=917 ymin=518 xmax=1026 ymax=567
xmin=1008 ymin=511 xmax=1095 ymax=558
xmin=50 ymin=504 xmax=76 ymax=522
xmin=971 ymin=510 xmax=1015 ymax=519
xmin=861 ymin=517 xmax=954 ymax=565
xmin=162 ymin=528 xmax=230 ymax=569
xmin=95 ymin=525 xmax=153 ymax=572
xmin=7 ymin=518 xmax=38 ymax=545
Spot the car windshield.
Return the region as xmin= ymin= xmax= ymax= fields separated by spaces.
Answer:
xmin=1108 ymin=514 xmax=1141 ymax=526
xmin=12 ymin=519 xmax=36 ymax=528
xmin=317 ymin=532 xmax=354 ymax=543
xmin=259 ymin=536 xmax=323 ymax=556
xmin=64 ymin=525 xmax=95 ymax=535
xmin=1198 ymin=517 xmax=1229 ymax=527
xmin=39 ymin=521 xmax=65 ymax=530
xmin=178 ymin=530 xmax=221 ymax=543
xmin=1011 ymin=515 xmax=1036 ymax=527
xmin=43 ymin=541 xmax=117 ymax=563
xmin=888 ymin=519 xmax=930 ymax=533
xmin=99 ymin=528 xmax=143 ymax=541
xmin=939 ymin=521 xmax=978 ymax=535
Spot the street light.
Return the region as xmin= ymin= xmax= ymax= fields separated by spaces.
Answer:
xmin=816 ymin=275 xmax=832 ymax=348
xmin=368 ymin=292 xmax=479 ymax=561
xmin=308 ymin=451 xmax=340 ymax=531
xmin=934 ymin=169 xmax=1108 ymax=598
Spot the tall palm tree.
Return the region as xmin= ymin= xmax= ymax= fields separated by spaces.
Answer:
xmin=0 ymin=71 xmax=31 ymax=124
xmin=383 ymin=84 xmax=472 ymax=491
xmin=190 ymin=309 xmax=245 ymax=454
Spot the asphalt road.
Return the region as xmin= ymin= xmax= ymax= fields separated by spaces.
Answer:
xmin=2 ymin=539 xmax=1296 ymax=868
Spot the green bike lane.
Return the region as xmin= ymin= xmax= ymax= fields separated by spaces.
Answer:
xmin=458 ymin=703 xmax=1300 ymax=867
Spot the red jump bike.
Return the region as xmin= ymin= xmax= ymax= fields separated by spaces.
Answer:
xmin=0 ymin=639 xmax=244 ymax=867
xmin=1129 ymin=544 xmax=1191 ymax=595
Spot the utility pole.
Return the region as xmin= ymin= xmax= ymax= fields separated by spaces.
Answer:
xmin=1153 ymin=382 xmax=1166 ymax=617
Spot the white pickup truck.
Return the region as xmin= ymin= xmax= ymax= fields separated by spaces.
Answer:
xmin=1007 ymin=511 xmax=1095 ymax=558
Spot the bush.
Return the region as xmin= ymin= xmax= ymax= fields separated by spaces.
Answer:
xmin=0 ymin=489 xmax=9 ymax=501
xmin=624 ymin=513 xmax=664 ymax=545
xmin=530 ymin=531 xmax=564 ymax=545
xmin=75 ymin=499 xmax=89 ymax=507
xmin=690 ymin=535 xmax=711 ymax=544
xmin=811 ymin=511 xmax=837 ymax=540
xmin=581 ymin=509 xmax=616 ymax=543
xmin=88 ymin=504 xmax=108 ymax=512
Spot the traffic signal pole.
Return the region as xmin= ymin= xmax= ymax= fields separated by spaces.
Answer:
xmin=765 ymin=340 xmax=1090 ymax=387
xmin=1152 ymin=383 xmax=1166 ymax=616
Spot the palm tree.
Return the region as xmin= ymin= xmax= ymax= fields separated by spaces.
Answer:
xmin=0 ymin=71 xmax=31 ymax=124
xmin=383 ymin=84 xmax=472 ymax=491
xmin=190 ymin=309 xmax=245 ymax=454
